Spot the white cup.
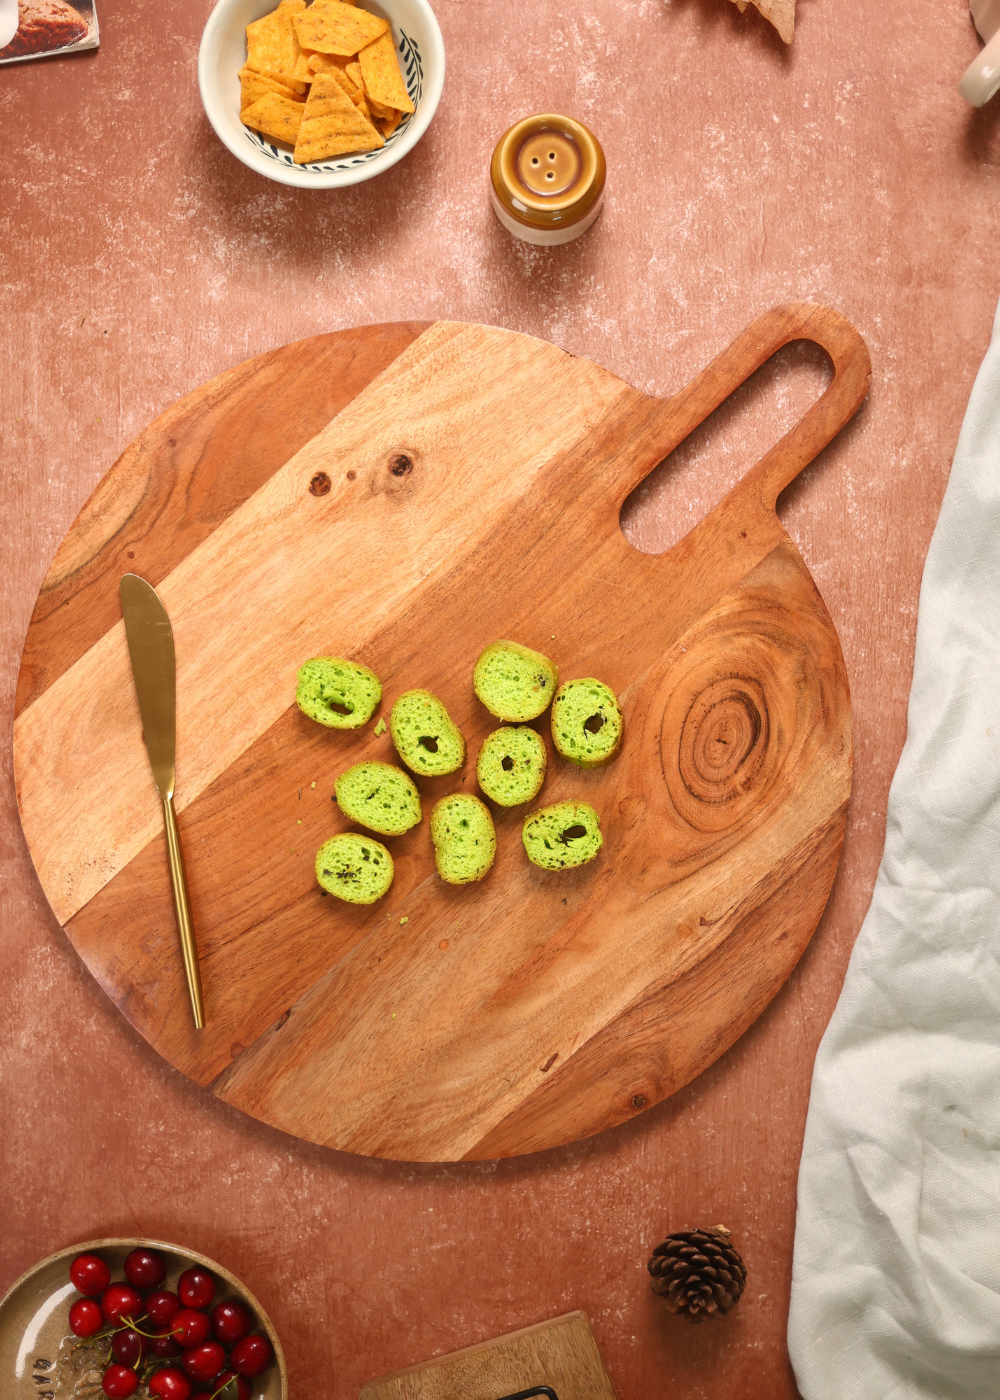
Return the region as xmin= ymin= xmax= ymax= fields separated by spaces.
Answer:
xmin=960 ymin=0 xmax=1000 ymax=106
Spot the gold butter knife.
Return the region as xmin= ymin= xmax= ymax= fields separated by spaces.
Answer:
xmin=120 ymin=573 xmax=206 ymax=1030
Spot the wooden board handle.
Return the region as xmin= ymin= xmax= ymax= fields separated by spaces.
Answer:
xmin=641 ymin=301 xmax=872 ymax=513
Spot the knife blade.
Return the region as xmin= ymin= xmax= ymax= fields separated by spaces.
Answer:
xmin=120 ymin=574 xmax=206 ymax=1030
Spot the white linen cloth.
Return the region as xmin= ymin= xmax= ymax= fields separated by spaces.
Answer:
xmin=788 ymin=298 xmax=1000 ymax=1399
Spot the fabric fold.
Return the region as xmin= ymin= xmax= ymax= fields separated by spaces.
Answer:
xmin=789 ymin=297 xmax=1000 ymax=1399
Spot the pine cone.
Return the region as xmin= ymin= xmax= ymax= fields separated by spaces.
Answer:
xmin=647 ymin=1224 xmax=747 ymax=1322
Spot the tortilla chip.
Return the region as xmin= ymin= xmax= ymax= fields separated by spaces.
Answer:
xmin=377 ymin=108 xmax=402 ymax=137
xmin=321 ymin=61 xmax=372 ymax=114
xmin=293 ymin=71 xmax=384 ymax=163
xmin=240 ymin=62 xmax=306 ymax=93
xmin=292 ymin=1 xmax=388 ymax=56
xmin=299 ymin=129 xmax=386 ymax=162
xmin=352 ymin=64 xmax=402 ymax=131
xmin=325 ymin=56 xmax=360 ymax=91
xmin=308 ymin=50 xmax=351 ymax=75
xmin=241 ymin=91 xmax=305 ymax=144
xmin=357 ymin=30 xmax=413 ymax=113
xmin=239 ymin=66 xmax=306 ymax=109
xmin=246 ymin=0 xmax=305 ymax=82
xmin=292 ymin=47 xmax=316 ymax=81
xmin=365 ymin=93 xmax=395 ymax=120
xmin=345 ymin=58 xmax=365 ymax=92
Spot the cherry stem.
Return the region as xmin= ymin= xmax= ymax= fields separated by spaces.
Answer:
xmin=118 ymin=1313 xmax=157 ymax=1338
xmin=69 ymin=1326 xmax=116 ymax=1353
xmin=141 ymin=1358 xmax=173 ymax=1382
xmin=209 ymin=1380 xmax=240 ymax=1400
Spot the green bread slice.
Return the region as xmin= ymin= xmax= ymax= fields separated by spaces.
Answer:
xmin=390 ymin=689 xmax=466 ymax=776
xmin=315 ymin=833 xmax=394 ymax=903
xmin=474 ymin=640 xmax=559 ymax=722
xmin=477 ymin=726 xmax=547 ymax=806
xmin=431 ymin=794 xmax=496 ymax=884
xmin=522 ymin=801 xmax=603 ymax=870
xmin=334 ymin=762 xmax=422 ymax=836
xmin=550 ymin=678 xmax=623 ymax=768
xmin=296 ymin=656 xmax=382 ymax=729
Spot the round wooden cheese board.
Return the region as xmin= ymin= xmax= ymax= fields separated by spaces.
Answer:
xmin=13 ymin=305 xmax=869 ymax=1160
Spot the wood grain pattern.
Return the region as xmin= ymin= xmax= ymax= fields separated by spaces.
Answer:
xmin=12 ymin=303 xmax=871 ymax=1161
xmin=14 ymin=323 xmax=427 ymax=718
xmin=359 ymin=1311 xmax=616 ymax=1400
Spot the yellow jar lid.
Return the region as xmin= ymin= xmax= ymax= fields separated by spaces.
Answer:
xmin=490 ymin=114 xmax=606 ymax=231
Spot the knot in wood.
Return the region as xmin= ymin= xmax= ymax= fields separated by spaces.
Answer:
xmin=309 ymin=472 xmax=331 ymax=496
xmin=658 ymin=624 xmax=806 ymax=836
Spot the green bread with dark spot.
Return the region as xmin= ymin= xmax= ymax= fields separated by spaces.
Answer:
xmin=334 ymin=762 xmax=422 ymax=836
xmin=477 ymin=726 xmax=547 ymax=806
xmin=296 ymin=656 xmax=382 ymax=729
xmin=550 ymin=678 xmax=623 ymax=768
xmin=431 ymin=794 xmax=496 ymax=884
xmin=522 ymin=801 xmax=603 ymax=870
xmin=474 ymin=640 xmax=559 ymax=722
xmin=315 ymin=833 xmax=394 ymax=903
xmin=390 ymin=689 xmax=466 ymax=776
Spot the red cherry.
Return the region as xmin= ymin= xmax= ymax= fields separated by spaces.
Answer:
xmin=231 ymin=1334 xmax=272 ymax=1379
xmin=172 ymin=1309 xmax=211 ymax=1347
xmin=210 ymin=1300 xmax=252 ymax=1345
xmin=123 ymin=1247 xmax=166 ymax=1290
xmin=207 ymin=1371 xmax=250 ymax=1400
xmin=70 ymin=1253 xmax=111 ymax=1298
xmin=69 ymin=1298 xmax=104 ymax=1337
xmin=182 ymin=1341 xmax=225 ymax=1382
xmin=149 ymin=1370 xmax=193 ymax=1400
xmin=111 ymin=1327 xmax=146 ymax=1367
xmin=149 ymin=1324 xmax=182 ymax=1358
xmin=178 ymin=1267 xmax=215 ymax=1310
xmin=101 ymin=1365 xmax=139 ymax=1398
xmin=147 ymin=1290 xmax=181 ymax=1327
xmin=100 ymin=1283 xmax=144 ymax=1326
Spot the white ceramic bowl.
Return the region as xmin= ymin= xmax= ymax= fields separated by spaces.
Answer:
xmin=198 ymin=0 xmax=444 ymax=188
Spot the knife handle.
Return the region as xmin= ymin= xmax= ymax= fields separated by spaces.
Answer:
xmin=162 ymin=794 xmax=206 ymax=1030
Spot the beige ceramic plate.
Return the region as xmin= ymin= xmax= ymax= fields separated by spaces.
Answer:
xmin=0 ymin=1238 xmax=287 ymax=1399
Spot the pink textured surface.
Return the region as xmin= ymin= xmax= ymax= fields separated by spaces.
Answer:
xmin=3 ymin=1 xmax=1000 ymax=1396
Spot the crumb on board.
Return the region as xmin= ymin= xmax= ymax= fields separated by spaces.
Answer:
xmin=374 ymin=718 xmax=387 ymax=736
xmin=399 ymin=916 xmax=408 ymax=925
